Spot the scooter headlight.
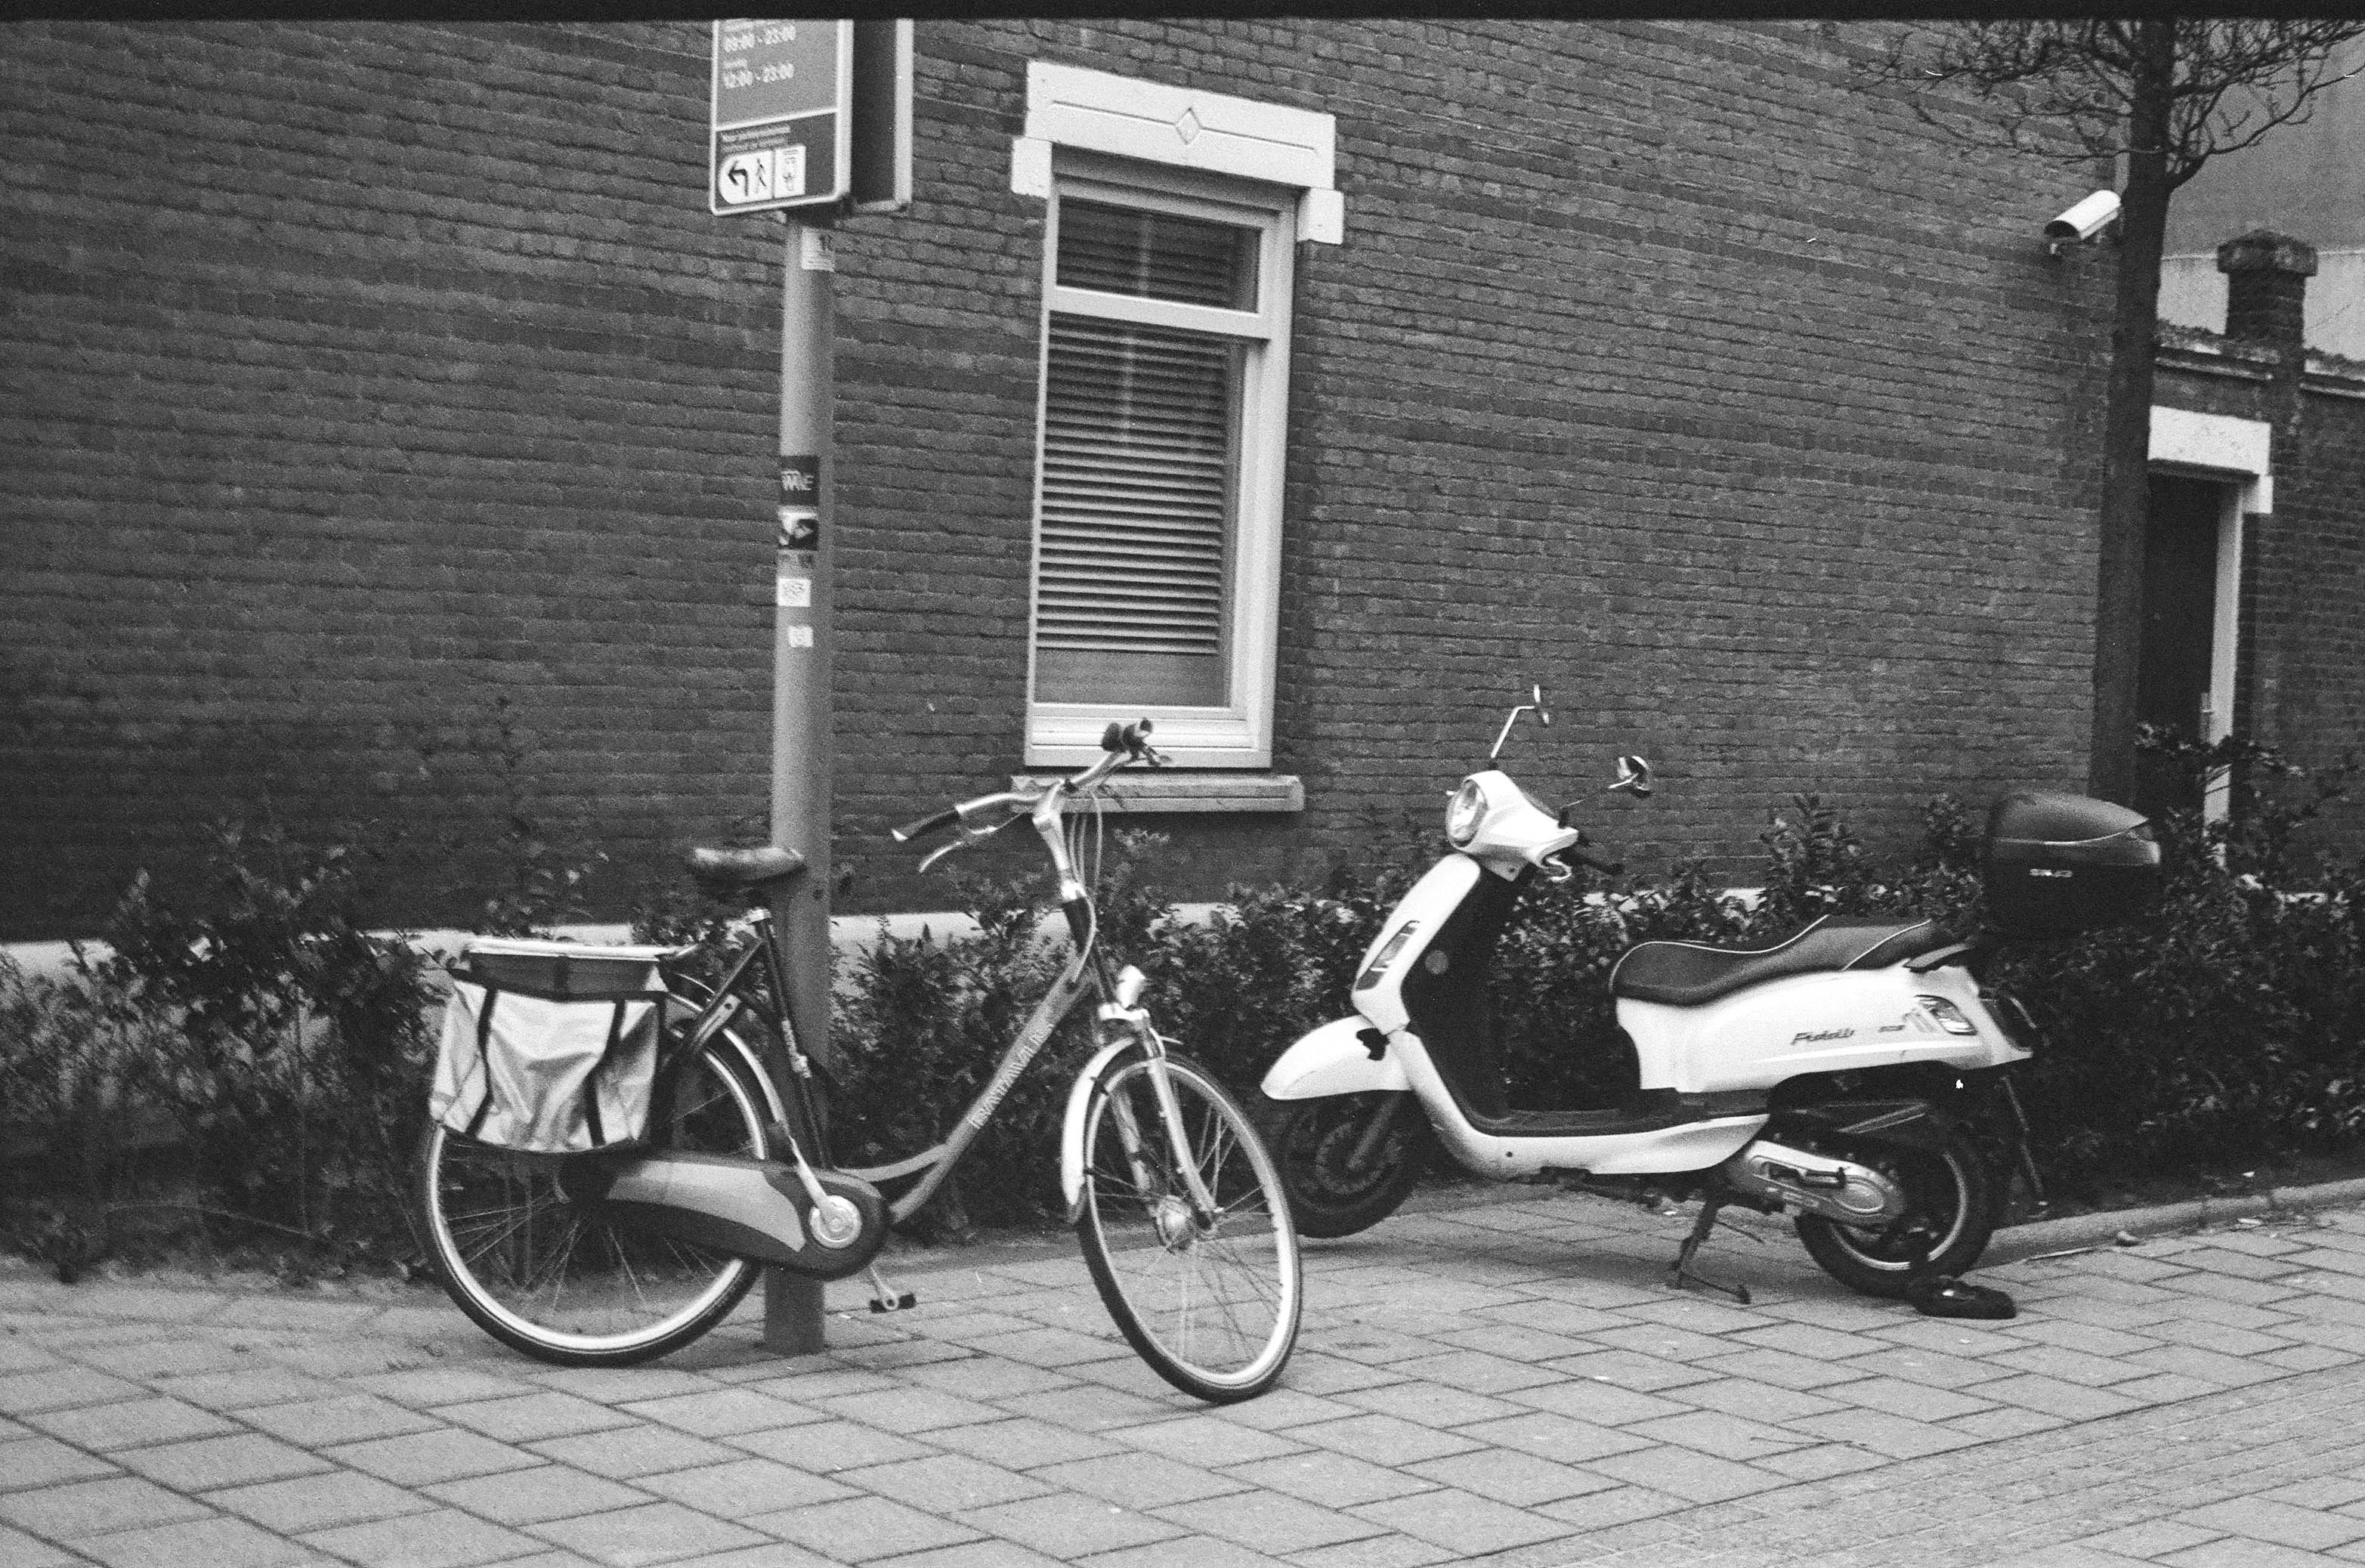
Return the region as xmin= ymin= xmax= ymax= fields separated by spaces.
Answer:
xmin=1445 ymin=778 xmax=1487 ymax=846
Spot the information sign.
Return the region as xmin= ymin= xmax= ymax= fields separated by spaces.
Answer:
xmin=712 ymin=19 xmax=852 ymax=215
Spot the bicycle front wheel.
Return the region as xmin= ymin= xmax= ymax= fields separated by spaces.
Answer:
xmin=419 ymin=1036 xmax=773 ymax=1366
xmin=1074 ymin=1050 xmax=1301 ymax=1403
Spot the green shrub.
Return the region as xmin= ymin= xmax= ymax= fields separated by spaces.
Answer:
xmin=12 ymin=738 xmax=2361 ymax=1276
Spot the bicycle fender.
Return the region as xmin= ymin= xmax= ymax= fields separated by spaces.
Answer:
xmin=1059 ymin=1038 xmax=1139 ymax=1222
xmin=1260 ymin=1016 xmax=1410 ymax=1101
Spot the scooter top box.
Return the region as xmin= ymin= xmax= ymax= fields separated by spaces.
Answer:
xmin=1984 ymin=791 xmax=2161 ymax=937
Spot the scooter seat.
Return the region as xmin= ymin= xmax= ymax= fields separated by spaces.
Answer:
xmin=1609 ymin=916 xmax=1953 ymax=1007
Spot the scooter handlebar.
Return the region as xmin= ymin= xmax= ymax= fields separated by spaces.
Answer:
xmin=1557 ymin=846 xmax=1625 ymax=878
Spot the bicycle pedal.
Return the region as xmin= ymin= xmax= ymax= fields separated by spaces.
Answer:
xmin=869 ymin=1292 xmax=918 ymax=1313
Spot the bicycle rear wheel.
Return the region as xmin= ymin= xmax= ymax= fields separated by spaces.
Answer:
xmin=419 ymin=1035 xmax=772 ymax=1366
xmin=1074 ymin=1050 xmax=1300 ymax=1403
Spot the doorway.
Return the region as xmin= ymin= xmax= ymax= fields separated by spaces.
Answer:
xmin=2133 ymin=474 xmax=2233 ymax=823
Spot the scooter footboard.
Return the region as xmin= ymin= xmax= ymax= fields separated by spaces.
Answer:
xmin=1260 ymin=1016 xmax=1411 ymax=1101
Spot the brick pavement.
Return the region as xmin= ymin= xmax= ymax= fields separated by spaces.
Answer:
xmin=5 ymin=1189 xmax=2365 ymax=1567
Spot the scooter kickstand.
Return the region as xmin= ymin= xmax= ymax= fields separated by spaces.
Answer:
xmin=866 ymin=1262 xmax=917 ymax=1315
xmin=1667 ymin=1198 xmax=1753 ymax=1306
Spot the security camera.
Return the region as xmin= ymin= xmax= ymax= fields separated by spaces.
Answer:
xmin=2044 ymin=190 xmax=2121 ymax=253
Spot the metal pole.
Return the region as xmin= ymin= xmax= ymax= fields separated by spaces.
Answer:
xmin=766 ymin=218 xmax=835 ymax=1353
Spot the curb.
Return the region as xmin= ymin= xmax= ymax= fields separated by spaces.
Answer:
xmin=1986 ymin=1175 xmax=2365 ymax=1263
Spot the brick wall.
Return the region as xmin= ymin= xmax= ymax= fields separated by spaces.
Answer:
xmin=5 ymin=18 xmax=2125 ymax=939
xmin=1 ymin=22 xmax=782 ymax=939
xmin=831 ymin=18 xmax=2117 ymax=913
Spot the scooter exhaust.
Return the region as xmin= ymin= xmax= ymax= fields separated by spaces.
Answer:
xmin=1721 ymin=1140 xmax=1903 ymax=1224
xmin=562 ymin=1151 xmax=889 ymax=1281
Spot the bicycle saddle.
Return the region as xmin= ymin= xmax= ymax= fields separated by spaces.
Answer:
xmin=685 ymin=845 xmax=808 ymax=895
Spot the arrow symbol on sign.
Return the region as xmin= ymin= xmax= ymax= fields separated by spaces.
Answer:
xmin=728 ymin=164 xmax=752 ymax=196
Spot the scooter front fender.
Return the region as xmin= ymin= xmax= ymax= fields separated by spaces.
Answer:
xmin=1260 ymin=1016 xmax=1411 ymax=1101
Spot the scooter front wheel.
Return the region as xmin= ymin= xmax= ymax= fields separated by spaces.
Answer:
xmin=1795 ymin=1121 xmax=1996 ymax=1298
xmin=1254 ymin=1090 xmax=1433 ymax=1239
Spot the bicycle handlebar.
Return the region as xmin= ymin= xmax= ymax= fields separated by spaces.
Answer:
xmin=890 ymin=807 xmax=962 ymax=844
xmin=892 ymin=719 xmax=1165 ymax=861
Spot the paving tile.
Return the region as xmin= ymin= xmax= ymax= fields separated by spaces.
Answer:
xmin=300 ymin=1505 xmax=543 ymax=1568
xmin=1330 ymin=1379 xmax=1531 ymax=1429
xmin=527 ymin=1502 xmax=768 ymax=1566
xmin=1448 ymin=1411 xmax=1656 ymax=1466
xmin=156 ymin=1369 xmax=345 ymax=1412
xmin=1152 ymin=1489 xmax=1382 ymax=1554
xmin=1399 ymin=1448 xmax=1618 ymax=1508
xmin=1785 ymin=1408 xmax=1989 ymax=1460
xmin=1278 ymin=1531 xmax=1458 ymax=1568
xmin=2132 ymin=1345 xmax=2295 ymax=1388
xmin=1287 ymin=1412 xmax=1485 ymax=1467
xmin=0 ymin=1474 xmax=212 ymax=1538
xmin=1581 ymin=1445 xmax=1791 ymax=1504
xmin=1068 ymin=1536 xmax=1291 ymax=1568
xmin=1221 ymin=1448 xmax=1436 ymax=1508
xmin=1624 ymin=1409 xmax=1809 ymax=1461
xmin=1532 ymin=1483 xmax=1691 ymax=1532
xmin=0 ymin=1364 xmax=147 ymax=1413
xmin=1686 ymin=1346 xmax=1873 ymax=1392
xmin=1827 ymin=1374 xmax=1999 ymax=1421
xmin=615 ymin=1389 xmax=824 ymax=1438
xmin=724 ymin=1419 xmax=933 ymax=1474
xmin=431 ymin=1392 xmax=637 ymax=1444
xmin=1965 ymin=1374 xmax=2150 ymax=1422
xmin=327 ymin=1427 xmax=545 ymax=1486
xmin=352 ymin=1369 xmax=536 ymax=1409
xmin=914 ymin=1415 xmax=1119 ymax=1470
xmin=532 ymin=1425 xmax=748 ymax=1480
xmin=746 ymin=1493 xmax=982 ymax=1563
xmin=240 ymin=1393 xmax=441 ymax=1447
xmin=1026 ymin=1452 xmax=1251 ymax=1510
xmin=840 ymin=1452 xmax=1051 ymax=1512
xmin=210 ymin=1470 xmax=437 ymax=1532
xmin=852 ymin=1541 xmax=1074 ymax=1568
xmin=0 ymin=1434 xmax=121 ymax=1490
xmin=114 ymin=1431 xmax=331 ymax=1491
xmin=2072 ymin=1518 xmax=2229 ymax=1557
xmin=77 ymin=1511 xmax=323 ymax=1568
xmin=0 ymin=1520 xmax=80 ymax=1568
xmin=25 ymin=1393 xmax=241 ymax=1452
xmin=425 ymin=1464 xmax=657 ymax=1526
xmin=2176 ymin=1498 xmax=2365 ymax=1551
xmin=1111 ymin=1415 xmax=1306 ymax=1468
xmin=1349 ymin=1487 xmax=1579 ymax=1556
xmin=1498 ymin=1377 xmax=1698 ymax=1426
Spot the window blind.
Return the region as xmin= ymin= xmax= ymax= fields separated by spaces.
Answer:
xmin=1034 ymin=316 xmax=1240 ymax=706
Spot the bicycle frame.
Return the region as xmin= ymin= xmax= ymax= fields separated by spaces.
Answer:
xmin=631 ymin=743 xmax=1216 ymax=1261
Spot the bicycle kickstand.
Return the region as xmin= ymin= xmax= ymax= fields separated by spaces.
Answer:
xmin=867 ymin=1261 xmax=917 ymax=1315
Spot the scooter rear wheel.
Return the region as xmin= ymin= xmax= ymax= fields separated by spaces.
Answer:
xmin=1254 ymin=1090 xmax=1433 ymax=1239
xmin=1795 ymin=1122 xmax=1996 ymax=1298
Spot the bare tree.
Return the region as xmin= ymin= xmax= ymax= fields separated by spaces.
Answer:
xmin=1872 ymin=20 xmax=2365 ymax=806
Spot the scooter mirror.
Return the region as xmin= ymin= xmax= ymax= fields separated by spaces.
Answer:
xmin=1532 ymin=684 xmax=1551 ymax=728
xmin=1612 ymin=755 xmax=1654 ymax=797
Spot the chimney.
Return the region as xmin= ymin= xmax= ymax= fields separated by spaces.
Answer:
xmin=2217 ymin=230 xmax=2317 ymax=349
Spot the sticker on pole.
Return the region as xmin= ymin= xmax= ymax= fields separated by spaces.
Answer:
xmin=712 ymin=20 xmax=850 ymax=216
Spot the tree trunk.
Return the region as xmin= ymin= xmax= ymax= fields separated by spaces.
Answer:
xmin=2087 ymin=20 xmax=2176 ymax=806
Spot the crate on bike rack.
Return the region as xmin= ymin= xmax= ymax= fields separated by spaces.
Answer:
xmin=431 ymin=937 xmax=681 ymax=1155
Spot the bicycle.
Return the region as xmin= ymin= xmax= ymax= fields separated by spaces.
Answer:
xmin=418 ymin=720 xmax=1303 ymax=1403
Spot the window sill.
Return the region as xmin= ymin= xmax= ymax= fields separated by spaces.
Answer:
xmin=1010 ymin=772 xmax=1303 ymax=814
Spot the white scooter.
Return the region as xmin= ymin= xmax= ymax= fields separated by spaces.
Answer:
xmin=1257 ymin=689 xmax=2156 ymax=1310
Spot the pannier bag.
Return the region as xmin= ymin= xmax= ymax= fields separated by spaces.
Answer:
xmin=430 ymin=938 xmax=679 ymax=1154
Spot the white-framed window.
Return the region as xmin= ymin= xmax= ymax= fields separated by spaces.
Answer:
xmin=1023 ymin=160 xmax=1297 ymax=768
xmin=1010 ymin=62 xmax=1340 ymax=774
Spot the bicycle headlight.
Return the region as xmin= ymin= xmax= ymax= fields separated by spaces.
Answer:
xmin=1445 ymin=778 xmax=1487 ymax=846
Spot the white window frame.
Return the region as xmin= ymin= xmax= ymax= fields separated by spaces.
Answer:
xmin=1022 ymin=157 xmax=1297 ymax=769
xmin=1012 ymin=63 xmax=1339 ymax=772
xmin=2149 ymin=405 xmax=2267 ymax=825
